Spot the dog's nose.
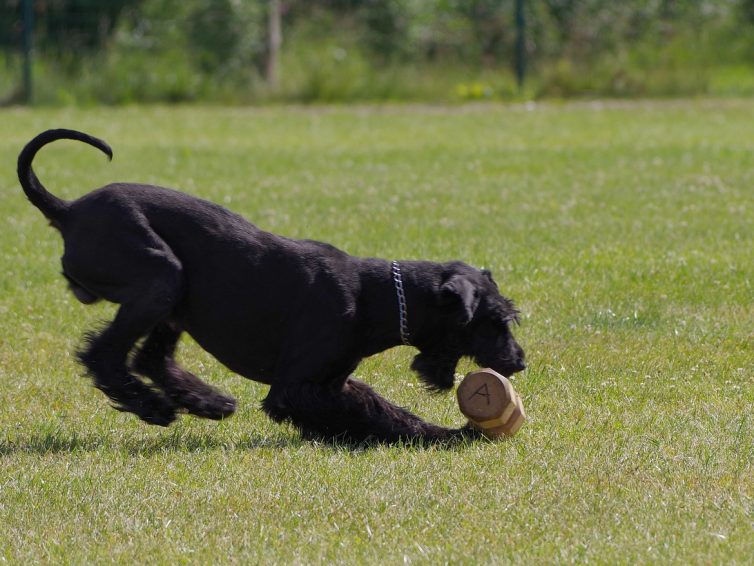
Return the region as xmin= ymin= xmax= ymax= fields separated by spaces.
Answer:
xmin=513 ymin=345 xmax=526 ymax=373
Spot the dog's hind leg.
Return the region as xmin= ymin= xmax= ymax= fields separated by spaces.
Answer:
xmin=263 ymin=377 xmax=476 ymax=445
xmin=132 ymin=322 xmax=237 ymax=420
xmin=69 ymin=216 xmax=185 ymax=426
xmin=80 ymin=302 xmax=178 ymax=426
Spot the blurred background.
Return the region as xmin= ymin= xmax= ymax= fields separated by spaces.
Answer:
xmin=2 ymin=0 xmax=754 ymax=105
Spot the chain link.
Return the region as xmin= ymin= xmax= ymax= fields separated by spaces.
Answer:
xmin=391 ymin=261 xmax=411 ymax=346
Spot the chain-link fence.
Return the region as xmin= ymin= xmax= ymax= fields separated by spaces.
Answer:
xmin=2 ymin=0 xmax=753 ymax=105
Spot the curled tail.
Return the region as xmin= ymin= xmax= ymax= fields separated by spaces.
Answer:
xmin=17 ymin=129 xmax=113 ymax=225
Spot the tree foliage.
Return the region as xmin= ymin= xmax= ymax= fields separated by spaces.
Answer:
xmin=1 ymin=0 xmax=753 ymax=102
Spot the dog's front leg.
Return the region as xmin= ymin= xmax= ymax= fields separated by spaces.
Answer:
xmin=263 ymin=376 xmax=475 ymax=445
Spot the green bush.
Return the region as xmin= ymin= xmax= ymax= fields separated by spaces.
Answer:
xmin=3 ymin=0 xmax=754 ymax=104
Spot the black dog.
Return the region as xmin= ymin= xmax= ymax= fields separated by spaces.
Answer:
xmin=17 ymin=129 xmax=526 ymax=444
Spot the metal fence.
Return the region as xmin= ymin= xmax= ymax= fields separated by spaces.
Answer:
xmin=1 ymin=0 xmax=530 ymax=105
xmin=3 ymin=0 xmax=748 ymax=104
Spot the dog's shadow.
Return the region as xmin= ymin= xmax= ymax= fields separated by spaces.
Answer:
xmin=0 ymin=426 xmax=479 ymax=456
xmin=0 ymin=428 xmax=300 ymax=457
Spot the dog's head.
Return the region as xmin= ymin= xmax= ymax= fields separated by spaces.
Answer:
xmin=411 ymin=263 xmax=525 ymax=391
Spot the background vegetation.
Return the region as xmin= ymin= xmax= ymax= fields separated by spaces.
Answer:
xmin=0 ymin=101 xmax=752 ymax=562
xmin=2 ymin=0 xmax=754 ymax=104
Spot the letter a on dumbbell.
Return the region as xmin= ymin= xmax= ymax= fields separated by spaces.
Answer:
xmin=468 ymin=383 xmax=491 ymax=405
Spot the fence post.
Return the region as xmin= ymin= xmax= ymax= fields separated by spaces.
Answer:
xmin=266 ymin=0 xmax=282 ymax=89
xmin=514 ymin=0 xmax=526 ymax=92
xmin=22 ymin=0 xmax=34 ymax=103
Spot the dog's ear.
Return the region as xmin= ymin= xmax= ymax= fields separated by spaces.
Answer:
xmin=439 ymin=274 xmax=480 ymax=324
xmin=481 ymin=268 xmax=494 ymax=283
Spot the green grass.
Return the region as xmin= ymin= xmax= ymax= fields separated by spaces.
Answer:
xmin=1 ymin=101 xmax=753 ymax=564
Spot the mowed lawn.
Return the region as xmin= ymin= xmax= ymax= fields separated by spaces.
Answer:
xmin=0 ymin=101 xmax=752 ymax=564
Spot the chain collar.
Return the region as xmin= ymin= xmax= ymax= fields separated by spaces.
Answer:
xmin=391 ymin=261 xmax=411 ymax=346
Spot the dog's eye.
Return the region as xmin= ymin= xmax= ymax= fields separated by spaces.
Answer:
xmin=492 ymin=316 xmax=514 ymax=332
xmin=477 ymin=319 xmax=504 ymax=336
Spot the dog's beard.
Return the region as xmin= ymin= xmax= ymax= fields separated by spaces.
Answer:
xmin=410 ymin=349 xmax=461 ymax=392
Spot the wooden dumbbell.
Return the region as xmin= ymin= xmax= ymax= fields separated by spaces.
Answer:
xmin=456 ymin=368 xmax=526 ymax=438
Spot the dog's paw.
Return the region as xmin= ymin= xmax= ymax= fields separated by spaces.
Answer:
xmin=92 ymin=373 xmax=178 ymax=427
xmin=112 ymin=398 xmax=177 ymax=427
xmin=140 ymin=411 xmax=176 ymax=427
xmin=139 ymin=403 xmax=177 ymax=427
xmin=181 ymin=391 xmax=237 ymax=421
xmin=158 ymin=382 xmax=236 ymax=421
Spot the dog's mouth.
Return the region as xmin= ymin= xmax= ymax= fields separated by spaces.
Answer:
xmin=474 ymin=357 xmax=526 ymax=378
